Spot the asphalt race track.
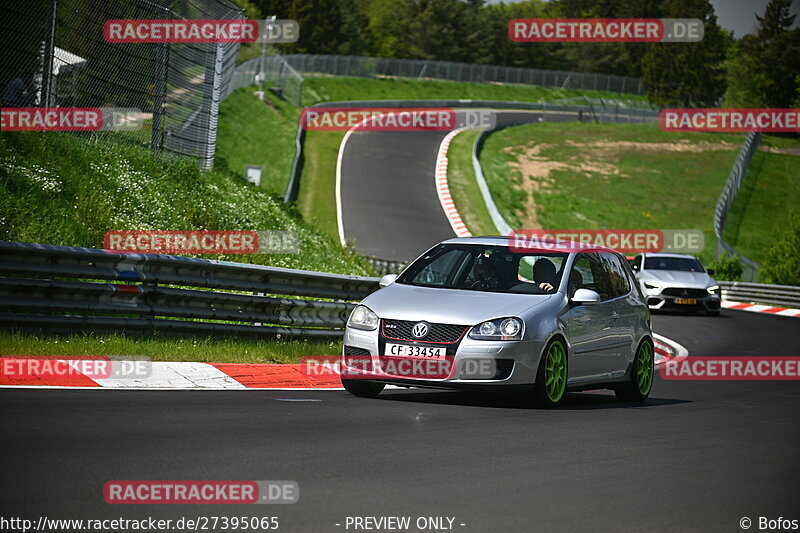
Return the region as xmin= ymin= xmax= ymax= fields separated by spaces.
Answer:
xmin=338 ymin=110 xmax=574 ymax=261
xmin=3 ymin=110 xmax=798 ymax=532
xmin=2 ymin=310 xmax=799 ymax=532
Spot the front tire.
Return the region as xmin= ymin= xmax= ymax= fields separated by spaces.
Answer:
xmin=615 ymin=339 xmax=654 ymax=402
xmin=342 ymin=379 xmax=384 ymax=398
xmin=532 ymin=338 xmax=568 ymax=408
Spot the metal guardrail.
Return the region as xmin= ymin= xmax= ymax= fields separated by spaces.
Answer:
xmin=0 ymin=241 xmax=380 ymax=339
xmin=472 ymin=128 xmax=514 ymax=236
xmin=714 ymin=132 xmax=761 ymax=281
xmin=367 ymin=257 xmax=408 ymax=277
xmin=719 ymin=281 xmax=800 ymax=309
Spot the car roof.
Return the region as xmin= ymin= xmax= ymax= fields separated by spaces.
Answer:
xmin=441 ymin=235 xmax=619 ymax=254
xmin=642 ymin=252 xmax=699 ymax=259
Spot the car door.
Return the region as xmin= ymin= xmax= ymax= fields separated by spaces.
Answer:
xmin=601 ymin=252 xmax=637 ymax=374
xmin=562 ymin=252 xmax=622 ymax=382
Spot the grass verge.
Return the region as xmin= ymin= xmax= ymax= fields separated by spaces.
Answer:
xmin=723 ymin=135 xmax=800 ymax=265
xmin=0 ymin=130 xmax=372 ymax=275
xmin=216 ymin=87 xmax=300 ymax=197
xmin=446 ymin=130 xmax=499 ymax=236
xmin=478 ymin=122 xmax=746 ymax=263
xmin=297 ymin=131 xmax=346 ymax=241
xmin=0 ymin=332 xmax=341 ymax=364
xmin=301 ymin=76 xmax=646 ymax=106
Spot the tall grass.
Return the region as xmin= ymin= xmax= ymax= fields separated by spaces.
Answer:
xmin=0 ymin=130 xmax=372 ymax=275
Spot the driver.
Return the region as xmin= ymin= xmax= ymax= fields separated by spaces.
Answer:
xmin=470 ymin=254 xmax=500 ymax=288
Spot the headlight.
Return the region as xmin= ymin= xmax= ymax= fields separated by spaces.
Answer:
xmin=469 ymin=317 xmax=524 ymax=341
xmin=347 ymin=305 xmax=378 ymax=331
xmin=644 ymin=283 xmax=659 ymax=289
xmin=707 ymin=285 xmax=720 ymax=294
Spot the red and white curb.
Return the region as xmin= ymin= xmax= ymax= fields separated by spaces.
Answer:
xmin=721 ymin=300 xmax=800 ymax=317
xmin=2 ymin=333 xmax=687 ymax=390
xmin=653 ymin=333 xmax=689 ymax=367
xmin=435 ymin=127 xmax=473 ymax=238
xmin=0 ymin=361 xmax=342 ymax=390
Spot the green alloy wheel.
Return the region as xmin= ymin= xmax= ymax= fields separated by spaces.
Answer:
xmin=615 ymin=340 xmax=654 ymax=402
xmin=533 ymin=338 xmax=568 ymax=408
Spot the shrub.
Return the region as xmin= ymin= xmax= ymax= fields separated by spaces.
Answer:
xmin=708 ymin=253 xmax=744 ymax=281
xmin=760 ymin=211 xmax=800 ymax=286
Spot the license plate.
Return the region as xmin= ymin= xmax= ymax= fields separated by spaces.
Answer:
xmin=675 ymin=298 xmax=697 ymax=305
xmin=385 ymin=343 xmax=445 ymax=359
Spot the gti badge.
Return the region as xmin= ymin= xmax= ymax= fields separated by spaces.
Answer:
xmin=411 ymin=322 xmax=429 ymax=339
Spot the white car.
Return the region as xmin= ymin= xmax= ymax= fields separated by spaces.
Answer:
xmin=630 ymin=253 xmax=721 ymax=316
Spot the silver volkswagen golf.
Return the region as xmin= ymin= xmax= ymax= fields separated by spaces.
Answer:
xmin=341 ymin=236 xmax=654 ymax=407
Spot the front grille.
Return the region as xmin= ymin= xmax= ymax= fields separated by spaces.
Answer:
xmin=343 ymin=345 xmax=371 ymax=356
xmin=381 ymin=319 xmax=468 ymax=344
xmin=458 ymin=359 xmax=514 ymax=380
xmin=662 ymin=287 xmax=708 ymax=298
xmin=343 ymin=345 xmax=372 ymax=372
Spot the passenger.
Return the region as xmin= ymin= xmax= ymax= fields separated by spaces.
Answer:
xmin=533 ymin=258 xmax=557 ymax=293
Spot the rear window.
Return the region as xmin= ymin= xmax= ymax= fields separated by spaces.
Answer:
xmin=644 ymin=256 xmax=704 ymax=272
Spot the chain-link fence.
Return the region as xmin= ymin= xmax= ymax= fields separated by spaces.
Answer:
xmin=2 ymin=0 xmax=243 ymax=169
xmin=224 ymin=54 xmax=303 ymax=106
xmin=281 ymin=54 xmax=644 ymax=96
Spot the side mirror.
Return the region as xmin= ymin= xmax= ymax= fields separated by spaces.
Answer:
xmin=707 ymin=268 xmax=716 ymax=276
xmin=570 ymin=288 xmax=601 ymax=306
xmin=379 ymin=273 xmax=397 ymax=288
xmin=631 ymin=264 xmax=639 ymax=272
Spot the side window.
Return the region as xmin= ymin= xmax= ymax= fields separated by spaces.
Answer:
xmin=567 ymin=253 xmax=596 ymax=298
xmin=630 ymin=255 xmax=642 ymax=272
xmin=587 ymin=254 xmax=614 ymax=301
xmin=602 ymin=253 xmax=631 ymax=298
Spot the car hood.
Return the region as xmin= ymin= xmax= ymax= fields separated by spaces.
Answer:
xmin=361 ymin=282 xmax=553 ymax=325
xmin=640 ymin=269 xmax=713 ymax=287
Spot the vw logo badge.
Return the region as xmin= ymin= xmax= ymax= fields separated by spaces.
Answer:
xmin=411 ymin=322 xmax=429 ymax=339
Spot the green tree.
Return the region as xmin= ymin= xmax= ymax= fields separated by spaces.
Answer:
xmin=723 ymin=0 xmax=800 ymax=108
xmin=760 ymin=212 xmax=800 ymax=286
xmin=641 ymin=0 xmax=730 ymax=106
xmin=552 ymin=0 xmax=663 ymax=77
xmin=722 ymin=37 xmax=769 ymax=107
xmin=755 ymin=0 xmax=796 ymax=39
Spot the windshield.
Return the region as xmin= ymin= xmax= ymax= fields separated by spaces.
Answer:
xmin=397 ymin=244 xmax=568 ymax=294
xmin=644 ymin=256 xmax=705 ymax=272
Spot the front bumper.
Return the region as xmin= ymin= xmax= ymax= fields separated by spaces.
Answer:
xmin=644 ymin=288 xmax=720 ymax=313
xmin=341 ymin=325 xmax=544 ymax=389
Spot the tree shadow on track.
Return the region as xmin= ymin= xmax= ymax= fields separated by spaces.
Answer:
xmin=378 ymin=389 xmax=691 ymax=410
